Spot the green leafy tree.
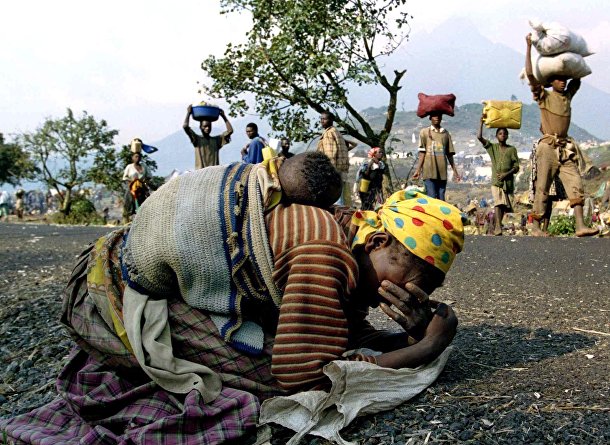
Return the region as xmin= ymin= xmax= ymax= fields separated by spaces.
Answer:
xmin=202 ymin=0 xmax=411 ymax=151
xmin=18 ymin=109 xmax=118 ymax=214
xmin=88 ymin=144 xmax=161 ymax=194
xmin=0 ymin=133 xmax=37 ymax=186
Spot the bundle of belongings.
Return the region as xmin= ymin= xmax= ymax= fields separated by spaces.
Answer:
xmin=524 ymin=19 xmax=593 ymax=84
xmin=130 ymin=137 xmax=158 ymax=154
xmin=416 ymin=93 xmax=456 ymax=118
xmin=481 ymin=100 xmax=522 ymax=129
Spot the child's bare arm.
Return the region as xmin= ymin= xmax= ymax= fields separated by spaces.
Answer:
xmin=477 ymin=116 xmax=488 ymax=146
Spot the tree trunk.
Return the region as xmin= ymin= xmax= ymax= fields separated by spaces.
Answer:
xmin=60 ymin=187 xmax=72 ymax=215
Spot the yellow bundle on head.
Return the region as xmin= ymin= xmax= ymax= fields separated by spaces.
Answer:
xmin=482 ymin=101 xmax=522 ymax=129
xmin=351 ymin=190 xmax=465 ymax=274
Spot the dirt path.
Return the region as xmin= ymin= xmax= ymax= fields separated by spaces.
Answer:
xmin=1 ymin=223 xmax=608 ymax=444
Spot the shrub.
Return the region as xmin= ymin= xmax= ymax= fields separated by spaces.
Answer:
xmin=49 ymin=196 xmax=105 ymax=225
xmin=547 ymin=215 xmax=575 ymax=236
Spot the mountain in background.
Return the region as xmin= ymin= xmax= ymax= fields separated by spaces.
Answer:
xmin=344 ymin=17 xmax=610 ymax=141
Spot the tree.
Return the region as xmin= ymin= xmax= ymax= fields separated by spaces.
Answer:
xmin=202 ymin=0 xmax=411 ymax=151
xmin=88 ymin=144 xmax=160 ymax=194
xmin=0 ymin=133 xmax=37 ymax=186
xmin=18 ymin=109 xmax=118 ymax=214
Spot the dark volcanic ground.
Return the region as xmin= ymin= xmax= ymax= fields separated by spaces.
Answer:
xmin=0 ymin=223 xmax=609 ymax=444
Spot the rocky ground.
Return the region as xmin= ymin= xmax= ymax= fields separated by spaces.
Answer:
xmin=0 ymin=222 xmax=609 ymax=444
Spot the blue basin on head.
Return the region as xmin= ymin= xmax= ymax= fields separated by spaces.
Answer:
xmin=192 ymin=105 xmax=221 ymax=122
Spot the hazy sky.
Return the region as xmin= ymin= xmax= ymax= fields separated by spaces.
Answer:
xmin=2 ymin=0 xmax=608 ymax=142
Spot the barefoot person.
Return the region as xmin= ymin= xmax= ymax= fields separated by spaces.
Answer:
xmin=525 ymin=33 xmax=598 ymax=237
xmin=0 ymin=155 xmax=462 ymax=443
xmin=477 ymin=119 xmax=520 ymax=235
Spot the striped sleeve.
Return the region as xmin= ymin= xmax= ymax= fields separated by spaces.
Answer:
xmin=265 ymin=203 xmax=370 ymax=391
xmin=270 ymin=240 xmax=360 ymax=391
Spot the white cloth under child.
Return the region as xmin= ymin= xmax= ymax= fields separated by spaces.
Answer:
xmin=258 ymin=347 xmax=453 ymax=445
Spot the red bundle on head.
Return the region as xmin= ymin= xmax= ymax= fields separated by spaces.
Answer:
xmin=416 ymin=93 xmax=457 ymax=118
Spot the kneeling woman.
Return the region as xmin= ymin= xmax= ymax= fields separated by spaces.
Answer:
xmin=0 ymin=156 xmax=463 ymax=444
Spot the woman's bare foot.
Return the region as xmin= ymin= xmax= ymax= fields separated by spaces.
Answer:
xmin=575 ymin=227 xmax=599 ymax=237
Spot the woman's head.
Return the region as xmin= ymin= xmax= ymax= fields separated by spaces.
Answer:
xmin=353 ymin=232 xmax=446 ymax=308
xmin=368 ymin=147 xmax=384 ymax=160
xmin=131 ymin=152 xmax=142 ymax=164
xmin=350 ymin=190 xmax=464 ymax=307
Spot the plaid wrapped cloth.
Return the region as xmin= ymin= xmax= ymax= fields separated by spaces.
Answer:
xmin=0 ymin=231 xmax=283 ymax=444
xmin=317 ymin=126 xmax=349 ymax=173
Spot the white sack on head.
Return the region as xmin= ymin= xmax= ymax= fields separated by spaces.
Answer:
xmin=525 ymin=52 xmax=592 ymax=84
xmin=529 ymin=19 xmax=593 ymax=57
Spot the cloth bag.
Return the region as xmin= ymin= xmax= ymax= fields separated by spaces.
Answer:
xmin=525 ymin=52 xmax=592 ymax=83
xmin=482 ymin=100 xmax=522 ymax=129
xmin=416 ymin=93 xmax=456 ymax=118
xmin=529 ymin=19 xmax=593 ymax=57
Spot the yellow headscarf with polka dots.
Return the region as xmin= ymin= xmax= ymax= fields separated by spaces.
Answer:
xmin=351 ymin=190 xmax=464 ymax=274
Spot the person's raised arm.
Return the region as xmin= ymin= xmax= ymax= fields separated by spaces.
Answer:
xmin=219 ymin=109 xmax=234 ymax=136
xmin=525 ymin=34 xmax=543 ymax=99
xmin=567 ymin=78 xmax=581 ymax=98
xmin=183 ymin=105 xmax=196 ymax=144
xmin=183 ymin=105 xmax=192 ymax=129
xmin=477 ymin=116 xmax=489 ymax=146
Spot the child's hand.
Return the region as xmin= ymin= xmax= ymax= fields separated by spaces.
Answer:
xmin=378 ymin=281 xmax=433 ymax=341
xmin=526 ymin=33 xmax=532 ymax=47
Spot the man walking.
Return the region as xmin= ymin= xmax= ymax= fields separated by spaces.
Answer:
xmin=183 ymin=105 xmax=234 ymax=169
xmin=317 ymin=111 xmax=352 ymax=206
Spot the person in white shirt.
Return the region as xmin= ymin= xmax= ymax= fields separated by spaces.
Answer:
xmin=122 ymin=152 xmax=150 ymax=223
